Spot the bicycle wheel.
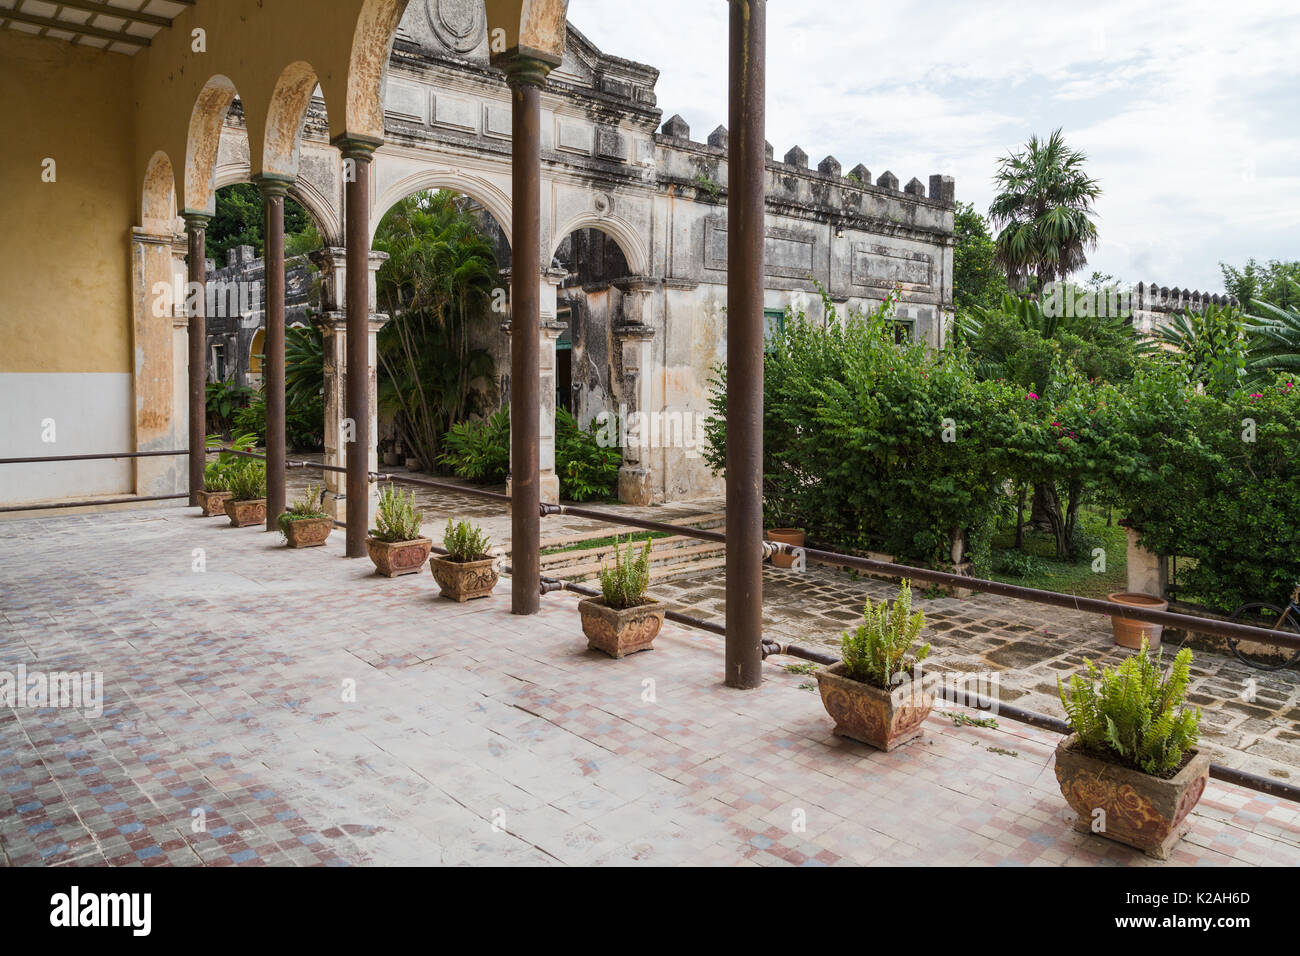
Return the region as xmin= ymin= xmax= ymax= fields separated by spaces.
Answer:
xmin=1228 ymin=602 xmax=1300 ymax=671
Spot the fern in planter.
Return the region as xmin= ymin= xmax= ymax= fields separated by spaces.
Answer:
xmin=203 ymin=461 xmax=229 ymax=492
xmin=840 ymin=580 xmax=929 ymax=689
xmin=225 ymin=460 xmax=267 ymax=501
xmin=599 ymin=536 xmax=652 ymax=610
xmin=442 ymin=519 xmax=491 ymax=562
xmin=371 ymin=484 xmax=423 ymax=543
xmin=1057 ymin=637 xmax=1201 ymax=777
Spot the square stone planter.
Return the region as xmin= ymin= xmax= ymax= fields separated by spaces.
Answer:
xmin=429 ymin=554 xmax=499 ymax=602
xmin=367 ymin=537 xmax=432 ymax=577
xmin=579 ymin=597 xmax=665 ymax=658
xmin=814 ymin=662 xmax=935 ymax=751
xmin=1054 ymin=734 xmax=1209 ymax=860
xmin=224 ymin=498 xmax=266 ymax=528
xmin=282 ymin=516 xmax=333 ymax=549
xmin=196 ymin=489 xmax=232 ymax=517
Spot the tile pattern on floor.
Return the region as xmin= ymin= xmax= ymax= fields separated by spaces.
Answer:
xmin=1 ymin=507 xmax=1298 ymax=866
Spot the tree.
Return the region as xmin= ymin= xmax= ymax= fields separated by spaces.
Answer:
xmin=373 ymin=190 xmax=499 ymax=470
xmin=208 ymin=182 xmax=316 ymax=265
xmin=1245 ymin=279 xmax=1300 ymax=375
xmin=953 ymin=202 xmax=1007 ymax=313
xmin=989 ymin=129 xmax=1101 ymax=290
xmin=1220 ymin=258 xmax=1300 ymax=313
xmin=1154 ymin=301 xmax=1252 ymax=392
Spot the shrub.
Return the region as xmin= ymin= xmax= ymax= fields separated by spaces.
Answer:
xmin=840 ymin=580 xmax=930 ymax=689
xmin=442 ymin=519 xmax=491 ymax=562
xmin=371 ymin=484 xmax=423 ymax=543
xmin=556 ymin=407 xmax=620 ymax=502
xmin=705 ymin=287 xmax=1021 ymax=567
xmin=997 ymin=550 xmax=1046 ymax=578
xmin=203 ymin=461 xmax=229 ymax=493
xmin=1057 ymin=637 xmax=1201 ymax=777
xmin=439 ymin=409 xmax=510 ymax=483
xmin=440 ymin=407 xmax=621 ymax=502
xmin=231 ymin=394 xmax=324 ymax=452
xmin=1110 ymin=371 xmax=1300 ymax=610
xmin=598 ymin=536 xmax=652 ymax=610
xmin=225 ymin=460 xmax=267 ymax=501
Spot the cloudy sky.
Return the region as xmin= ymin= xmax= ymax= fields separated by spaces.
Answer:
xmin=576 ymin=0 xmax=1300 ymax=292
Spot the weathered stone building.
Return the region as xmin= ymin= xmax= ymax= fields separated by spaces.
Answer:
xmin=204 ymin=1 xmax=956 ymax=506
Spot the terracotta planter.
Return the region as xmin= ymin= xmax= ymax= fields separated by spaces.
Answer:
xmin=196 ymin=489 xmax=232 ymax=517
xmin=367 ymin=537 xmax=432 ymax=577
xmin=282 ymin=516 xmax=333 ymax=549
xmin=579 ymin=597 xmax=666 ymax=658
xmin=1054 ymin=734 xmax=1209 ymax=860
xmin=814 ymin=662 xmax=934 ymax=751
xmin=767 ymin=528 xmax=806 ymax=569
xmin=1107 ymin=591 xmax=1168 ymax=649
xmin=224 ymin=498 xmax=266 ymax=528
xmin=429 ymin=554 xmax=499 ymax=602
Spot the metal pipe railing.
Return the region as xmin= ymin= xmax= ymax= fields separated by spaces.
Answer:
xmin=0 ymin=449 xmax=187 ymax=465
xmin=0 ymin=492 xmax=189 ymax=514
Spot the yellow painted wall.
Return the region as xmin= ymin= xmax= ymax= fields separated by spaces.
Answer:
xmin=0 ymin=31 xmax=136 ymax=374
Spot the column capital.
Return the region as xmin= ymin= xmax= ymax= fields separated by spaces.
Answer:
xmin=497 ymin=52 xmax=558 ymax=89
xmin=252 ymin=172 xmax=294 ymax=198
xmin=330 ymin=133 xmax=383 ymax=160
xmin=181 ymin=211 xmax=210 ymax=231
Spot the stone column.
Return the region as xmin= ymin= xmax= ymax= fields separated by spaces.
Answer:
xmin=499 ymin=53 xmax=558 ymax=615
xmin=183 ymin=213 xmax=210 ymax=506
xmin=612 ymin=280 xmax=657 ymax=505
xmin=309 ymin=246 xmax=388 ymax=526
xmin=333 ymin=137 xmax=382 ymax=557
xmin=1125 ymin=527 xmax=1169 ymax=598
xmin=129 ymin=227 xmax=182 ymax=496
xmin=256 ymin=175 xmax=291 ymax=530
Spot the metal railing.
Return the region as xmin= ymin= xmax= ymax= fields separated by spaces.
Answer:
xmin=0 ymin=449 xmax=190 ymax=514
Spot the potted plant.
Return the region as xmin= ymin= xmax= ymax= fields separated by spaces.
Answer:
xmin=277 ymin=484 xmax=333 ymax=548
xmin=198 ymin=433 xmax=256 ymax=516
xmin=814 ymin=580 xmax=934 ymax=751
xmin=367 ymin=484 xmax=431 ymax=577
xmin=1055 ymin=637 xmax=1207 ymax=860
xmin=578 ymin=537 xmax=665 ymax=658
xmin=765 ymin=500 xmax=805 ymax=570
xmin=429 ymin=519 xmax=499 ymax=601
xmin=222 ymin=460 xmax=267 ymax=528
xmin=1106 ymin=591 xmax=1169 ymax=649
xmin=196 ymin=461 xmax=233 ymax=517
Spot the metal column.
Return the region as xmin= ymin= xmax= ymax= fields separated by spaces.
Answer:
xmin=183 ymin=213 xmax=210 ymax=507
xmin=725 ymin=0 xmax=767 ymax=688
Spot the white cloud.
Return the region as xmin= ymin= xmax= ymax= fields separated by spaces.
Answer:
xmin=574 ymin=0 xmax=1300 ymax=291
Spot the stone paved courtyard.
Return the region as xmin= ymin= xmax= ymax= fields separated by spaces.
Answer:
xmin=2 ymin=506 xmax=1299 ymax=867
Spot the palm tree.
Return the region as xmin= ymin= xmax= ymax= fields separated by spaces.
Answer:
xmin=989 ymin=129 xmax=1101 ymax=290
xmin=1245 ymin=279 xmax=1300 ymax=375
xmin=373 ymin=190 xmax=499 ymax=470
xmin=1154 ymin=301 xmax=1253 ymax=390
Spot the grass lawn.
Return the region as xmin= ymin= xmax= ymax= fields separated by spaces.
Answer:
xmin=989 ymin=507 xmax=1127 ymax=598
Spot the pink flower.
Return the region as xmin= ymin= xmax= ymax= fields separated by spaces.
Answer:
xmin=1026 ymin=392 xmax=1039 ymax=400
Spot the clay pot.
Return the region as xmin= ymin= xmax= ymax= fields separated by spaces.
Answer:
xmin=579 ymin=597 xmax=666 ymax=658
xmin=282 ymin=516 xmax=333 ymax=549
xmin=367 ymin=537 xmax=432 ymax=577
xmin=814 ymin=662 xmax=934 ymax=751
xmin=767 ymin=528 xmax=806 ymax=569
xmin=224 ymin=498 xmax=266 ymax=528
xmin=1054 ymin=734 xmax=1209 ymax=860
xmin=1107 ymin=591 xmax=1168 ymax=649
xmin=196 ymin=489 xmax=232 ymax=517
xmin=429 ymin=554 xmax=499 ymax=602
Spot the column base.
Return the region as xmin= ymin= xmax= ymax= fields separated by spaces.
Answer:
xmin=618 ymin=465 xmax=654 ymax=506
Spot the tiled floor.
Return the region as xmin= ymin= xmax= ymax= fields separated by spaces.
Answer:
xmin=2 ymin=506 xmax=1298 ymax=866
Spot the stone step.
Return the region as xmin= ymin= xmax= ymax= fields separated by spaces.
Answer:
xmin=540 ymin=534 xmax=725 ymax=583
xmin=535 ymin=510 xmax=725 ymax=552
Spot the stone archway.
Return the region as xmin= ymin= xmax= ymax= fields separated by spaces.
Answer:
xmin=184 ymin=76 xmax=240 ymax=215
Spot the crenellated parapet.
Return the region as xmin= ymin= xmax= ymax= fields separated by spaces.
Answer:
xmin=652 ymin=115 xmax=956 ymax=242
xmin=1133 ymin=282 xmax=1238 ymax=313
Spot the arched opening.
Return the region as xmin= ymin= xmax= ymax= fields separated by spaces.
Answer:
xmin=550 ymin=225 xmax=638 ymax=426
xmin=141 ymin=151 xmax=178 ymax=237
xmin=202 ymin=180 xmax=330 ymax=449
xmin=370 ymin=187 xmax=512 ymax=475
xmin=184 ymin=76 xmax=240 ymax=214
